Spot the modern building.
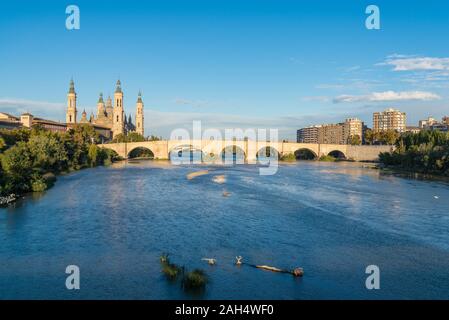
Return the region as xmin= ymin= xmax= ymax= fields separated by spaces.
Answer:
xmin=429 ymin=123 xmax=449 ymax=132
xmin=297 ymin=125 xmax=321 ymax=143
xmin=373 ymin=108 xmax=406 ymax=133
xmin=418 ymin=116 xmax=449 ymax=132
xmin=297 ymin=118 xmax=364 ymax=145
xmin=344 ymin=118 xmax=363 ymax=142
xmin=318 ymin=123 xmax=346 ymax=144
xmin=419 ymin=117 xmax=438 ymax=129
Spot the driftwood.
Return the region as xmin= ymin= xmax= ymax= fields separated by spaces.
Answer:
xmin=235 ymin=256 xmax=304 ymax=277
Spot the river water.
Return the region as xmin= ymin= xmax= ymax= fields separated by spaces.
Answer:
xmin=1 ymin=161 xmax=448 ymax=299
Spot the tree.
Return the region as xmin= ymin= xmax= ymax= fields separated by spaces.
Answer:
xmin=0 ymin=136 xmax=5 ymax=151
xmin=380 ymin=130 xmax=400 ymax=145
xmin=111 ymin=132 xmax=146 ymax=143
xmin=148 ymin=135 xmax=162 ymax=141
xmin=349 ymin=135 xmax=362 ymax=145
xmin=0 ymin=142 xmax=34 ymax=193
xmin=364 ymin=129 xmax=375 ymax=145
xmin=88 ymin=144 xmax=98 ymax=166
xmin=127 ymin=132 xmax=145 ymax=142
xmin=379 ymin=130 xmax=449 ymax=176
xmin=28 ymin=133 xmax=68 ymax=172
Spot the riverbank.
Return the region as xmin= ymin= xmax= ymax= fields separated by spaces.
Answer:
xmin=377 ymin=164 xmax=449 ymax=183
xmin=0 ymin=125 xmax=122 ymax=205
xmin=0 ymin=194 xmax=16 ymax=206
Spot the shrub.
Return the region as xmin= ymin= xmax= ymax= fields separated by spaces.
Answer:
xmin=182 ymin=269 xmax=208 ymax=290
xmin=31 ymin=178 xmax=47 ymax=192
xmin=160 ymin=254 xmax=182 ymax=280
xmin=280 ymin=153 xmax=296 ymax=162
xmin=319 ymin=155 xmax=336 ymax=162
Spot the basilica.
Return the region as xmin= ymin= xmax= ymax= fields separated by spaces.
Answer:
xmin=66 ymin=79 xmax=144 ymax=138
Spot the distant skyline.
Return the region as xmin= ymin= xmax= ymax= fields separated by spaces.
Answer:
xmin=1 ymin=0 xmax=449 ymax=140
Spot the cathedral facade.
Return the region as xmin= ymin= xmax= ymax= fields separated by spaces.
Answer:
xmin=66 ymin=79 xmax=145 ymax=138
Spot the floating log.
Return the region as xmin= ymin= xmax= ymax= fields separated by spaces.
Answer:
xmin=201 ymin=258 xmax=217 ymax=265
xmin=235 ymin=256 xmax=303 ymax=277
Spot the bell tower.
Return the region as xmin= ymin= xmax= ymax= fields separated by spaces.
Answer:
xmin=112 ymin=80 xmax=124 ymax=137
xmin=66 ymin=79 xmax=77 ymax=124
xmin=135 ymin=91 xmax=144 ymax=136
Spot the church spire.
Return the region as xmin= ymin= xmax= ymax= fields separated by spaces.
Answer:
xmin=115 ymin=79 xmax=122 ymax=93
xmin=69 ymin=78 xmax=75 ymax=94
xmin=137 ymin=90 xmax=143 ymax=103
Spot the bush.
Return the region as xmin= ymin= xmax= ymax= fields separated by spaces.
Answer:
xmin=160 ymin=254 xmax=182 ymax=280
xmin=31 ymin=177 xmax=48 ymax=192
xmin=182 ymin=269 xmax=208 ymax=290
xmin=280 ymin=153 xmax=296 ymax=162
xmin=319 ymin=155 xmax=336 ymax=162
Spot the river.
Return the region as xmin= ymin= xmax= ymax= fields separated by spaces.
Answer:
xmin=1 ymin=161 xmax=449 ymax=299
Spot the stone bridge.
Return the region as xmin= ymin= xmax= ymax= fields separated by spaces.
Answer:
xmin=99 ymin=140 xmax=393 ymax=162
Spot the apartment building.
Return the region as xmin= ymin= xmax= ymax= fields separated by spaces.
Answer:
xmin=373 ymin=108 xmax=406 ymax=133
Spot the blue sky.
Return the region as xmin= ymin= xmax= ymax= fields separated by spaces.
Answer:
xmin=1 ymin=0 xmax=449 ymax=139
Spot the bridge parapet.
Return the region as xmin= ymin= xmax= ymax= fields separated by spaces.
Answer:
xmin=98 ymin=140 xmax=393 ymax=162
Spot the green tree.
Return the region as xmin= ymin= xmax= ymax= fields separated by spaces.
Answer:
xmin=88 ymin=144 xmax=98 ymax=166
xmin=0 ymin=136 xmax=5 ymax=151
xmin=364 ymin=129 xmax=375 ymax=145
xmin=127 ymin=132 xmax=145 ymax=142
xmin=112 ymin=133 xmax=127 ymax=143
xmin=380 ymin=130 xmax=400 ymax=145
xmin=148 ymin=135 xmax=162 ymax=141
xmin=0 ymin=142 xmax=34 ymax=193
xmin=349 ymin=135 xmax=362 ymax=145
xmin=28 ymin=134 xmax=68 ymax=172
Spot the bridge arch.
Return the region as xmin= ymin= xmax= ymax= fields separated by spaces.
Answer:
xmin=169 ymin=144 xmax=204 ymax=163
xmin=221 ymin=145 xmax=246 ymax=164
xmin=128 ymin=147 xmax=155 ymax=159
xmin=327 ymin=150 xmax=346 ymax=160
xmin=256 ymin=146 xmax=280 ymax=160
xmin=294 ymin=148 xmax=318 ymax=160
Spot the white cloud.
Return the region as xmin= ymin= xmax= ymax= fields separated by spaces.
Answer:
xmin=0 ymin=98 xmax=66 ymax=119
xmin=0 ymin=98 xmax=64 ymax=110
xmin=383 ymin=56 xmax=449 ymax=71
xmin=301 ymin=96 xmax=330 ymax=103
xmin=333 ymin=91 xmax=441 ymax=103
xmin=173 ymin=98 xmax=210 ymax=108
